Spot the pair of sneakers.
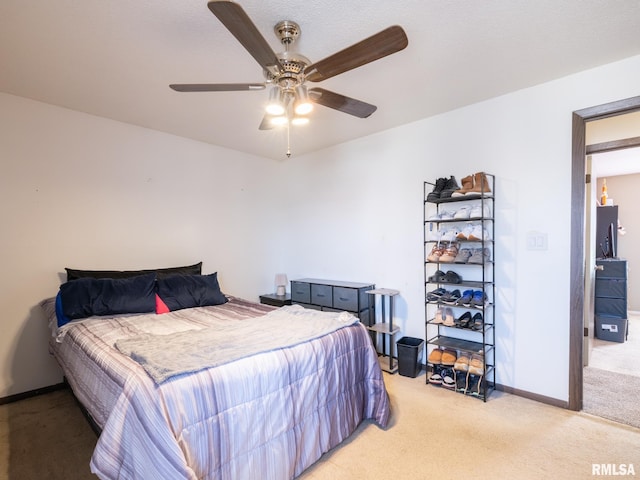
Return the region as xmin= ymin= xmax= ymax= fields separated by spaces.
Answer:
xmin=456 ymin=223 xmax=491 ymax=241
xmin=457 ymin=289 xmax=488 ymax=307
xmin=468 ymin=247 xmax=491 ymax=264
xmin=452 ymin=204 xmax=491 ymax=220
xmin=429 ymin=365 xmax=456 ymax=389
xmin=427 ymin=242 xmax=459 ymax=263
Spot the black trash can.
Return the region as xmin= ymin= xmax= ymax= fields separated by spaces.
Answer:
xmin=396 ymin=337 xmax=424 ymax=378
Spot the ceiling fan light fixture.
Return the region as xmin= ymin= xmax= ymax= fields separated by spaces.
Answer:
xmin=265 ymin=87 xmax=286 ymax=115
xmin=294 ymin=85 xmax=313 ymax=115
xmin=270 ymin=114 xmax=288 ymax=126
xmin=291 ymin=115 xmax=310 ymax=126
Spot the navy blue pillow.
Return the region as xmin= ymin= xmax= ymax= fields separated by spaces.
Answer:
xmin=65 ymin=262 xmax=202 ymax=281
xmin=157 ymin=272 xmax=228 ymax=312
xmin=57 ymin=273 xmax=157 ymax=326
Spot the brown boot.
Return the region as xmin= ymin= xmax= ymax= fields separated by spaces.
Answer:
xmin=452 ymin=175 xmax=473 ymax=196
xmin=465 ymin=172 xmax=491 ymax=195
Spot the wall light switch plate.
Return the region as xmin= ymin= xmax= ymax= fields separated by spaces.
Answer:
xmin=526 ymin=231 xmax=548 ymax=251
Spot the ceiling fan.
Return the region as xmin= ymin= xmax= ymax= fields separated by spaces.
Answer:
xmin=170 ymin=1 xmax=408 ymax=134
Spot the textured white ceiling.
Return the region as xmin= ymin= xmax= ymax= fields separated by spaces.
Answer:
xmin=2 ymin=0 xmax=640 ymax=160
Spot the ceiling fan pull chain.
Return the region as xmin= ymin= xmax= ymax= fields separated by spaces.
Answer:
xmin=286 ymin=121 xmax=291 ymax=158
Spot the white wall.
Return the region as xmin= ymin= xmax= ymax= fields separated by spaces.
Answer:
xmin=280 ymin=54 xmax=640 ymax=402
xmin=3 ymin=53 xmax=640 ymax=403
xmin=0 ymin=93 xmax=285 ymax=397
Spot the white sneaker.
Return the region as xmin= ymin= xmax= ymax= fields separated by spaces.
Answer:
xmin=453 ymin=206 xmax=471 ymax=219
xmin=456 ymin=223 xmax=474 ymax=240
xmin=439 ymin=210 xmax=454 ymax=220
xmin=468 ymin=225 xmax=490 ymax=241
xmin=440 ymin=228 xmax=458 ymax=242
xmin=469 ymin=203 xmax=491 ymax=219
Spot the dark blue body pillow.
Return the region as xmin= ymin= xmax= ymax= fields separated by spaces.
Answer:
xmin=57 ymin=273 xmax=157 ymax=327
xmin=157 ymin=272 xmax=228 ymax=312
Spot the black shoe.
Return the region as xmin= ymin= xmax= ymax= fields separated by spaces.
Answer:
xmin=440 ymin=176 xmax=460 ymax=199
xmin=427 ymin=177 xmax=448 ymax=202
xmin=455 ymin=370 xmax=469 ymax=393
xmin=470 ymin=312 xmax=484 ymax=331
xmin=442 ymin=270 xmax=462 ymax=284
xmin=466 ymin=373 xmax=484 ymax=396
xmin=441 ymin=289 xmax=461 ymax=304
xmin=427 ymin=287 xmax=447 ymax=302
xmin=455 ymin=311 xmax=472 ymax=328
xmin=428 ymin=270 xmax=446 ymax=283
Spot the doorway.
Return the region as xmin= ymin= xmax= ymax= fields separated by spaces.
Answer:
xmin=569 ymin=95 xmax=640 ymax=411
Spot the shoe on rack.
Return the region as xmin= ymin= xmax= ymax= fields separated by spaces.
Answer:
xmin=439 ymin=243 xmax=459 ymax=263
xmin=454 ymin=353 xmax=470 ymax=372
xmin=452 ymin=175 xmax=474 ymax=197
xmin=469 ymin=203 xmax=491 ymax=219
xmin=468 ymin=353 xmax=484 ymax=375
xmin=440 ymin=228 xmax=459 ymax=242
xmin=466 ymin=373 xmax=483 ymax=396
xmin=456 ymin=223 xmax=474 ymax=240
xmin=427 ymin=177 xmax=448 ymax=202
xmin=427 ymin=348 xmax=443 ymax=365
xmin=454 ymin=248 xmax=472 ymax=264
xmin=426 ymin=287 xmax=447 ymax=302
xmin=440 ymin=349 xmax=457 ymax=366
xmin=439 ymin=210 xmax=454 ymax=220
xmin=441 ymin=368 xmax=456 ymax=389
xmin=427 ymin=244 xmax=446 ymax=262
xmin=468 ymin=225 xmax=490 ymax=241
xmin=457 ymin=289 xmax=474 ymax=306
xmin=453 ymin=205 xmax=472 ymax=219
xmin=470 ymin=312 xmax=484 ymax=331
xmin=470 ymin=290 xmax=488 ymax=308
xmin=428 ymin=370 xmax=443 ymax=386
xmin=443 ymin=270 xmax=462 ymax=284
xmin=455 ymin=369 xmax=469 ymax=393
xmin=465 ymin=172 xmax=491 ymax=196
xmin=455 ymin=311 xmax=472 ymax=328
xmin=440 ymin=176 xmax=460 ymax=199
xmin=441 ymin=289 xmax=461 ymax=304
xmin=432 ymin=308 xmax=445 ymax=324
xmin=442 ymin=307 xmax=455 ymax=326
xmin=428 ymin=270 xmax=446 ymax=283
xmin=468 ymin=247 xmax=491 ymax=264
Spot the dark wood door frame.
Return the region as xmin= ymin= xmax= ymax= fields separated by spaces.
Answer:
xmin=569 ymin=95 xmax=640 ymax=411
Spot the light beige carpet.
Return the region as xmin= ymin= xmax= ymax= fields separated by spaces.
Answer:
xmin=300 ymin=373 xmax=640 ymax=480
xmin=583 ymin=366 xmax=640 ymax=429
xmin=2 ymin=374 xmax=640 ymax=480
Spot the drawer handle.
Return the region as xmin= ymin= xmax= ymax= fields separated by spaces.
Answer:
xmin=339 ymin=297 xmax=349 ymax=301
xmin=316 ymin=294 xmax=326 ymax=297
xmin=595 ymin=265 xmax=604 ymax=271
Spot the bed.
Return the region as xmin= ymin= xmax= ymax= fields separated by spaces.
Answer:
xmin=41 ymin=264 xmax=390 ymax=480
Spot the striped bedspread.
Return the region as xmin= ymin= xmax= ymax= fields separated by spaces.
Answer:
xmin=43 ymin=296 xmax=390 ymax=480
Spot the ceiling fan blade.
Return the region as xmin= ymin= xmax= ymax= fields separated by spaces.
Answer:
xmin=170 ymin=83 xmax=265 ymax=92
xmin=208 ymin=1 xmax=283 ymax=75
xmin=309 ymin=88 xmax=377 ymax=118
xmin=258 ymin=115 xmax=275 ymax=130
xmin=304 ymin=26 xmax=408 ymax=82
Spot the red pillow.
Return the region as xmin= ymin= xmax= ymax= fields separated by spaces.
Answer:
xmin=155 ymin=294 xmax=170 ymax=314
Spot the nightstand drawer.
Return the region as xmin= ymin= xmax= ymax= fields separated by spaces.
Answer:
xmin=311 ymin=284 xmax=333 ymax=307
xmin=291 ymin=281 xmax=310 ymax=304
xmin=333 ymin=287 xmax=358 ymax=312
